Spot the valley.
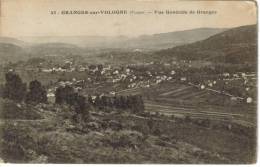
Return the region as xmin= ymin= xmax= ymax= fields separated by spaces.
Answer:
xmin=0 ymin=24 xmax=257 ymax=163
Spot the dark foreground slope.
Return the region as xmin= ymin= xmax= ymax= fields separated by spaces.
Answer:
xmin=0 ymin=98 xmax=256 ymax=163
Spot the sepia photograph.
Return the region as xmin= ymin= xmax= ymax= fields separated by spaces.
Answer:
xmin=0 ymin=0 xmax=258 ymax=164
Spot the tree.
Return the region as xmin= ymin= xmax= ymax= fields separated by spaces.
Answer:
xmin=66 ymin=92 xmax=78 ymax=106
xmin=119 ymin=96 xmax=127 ymax=109
xmin=129 ymin=95 xmax=145 ymax=113
xmin=106 ymin=97 xmax=113 ymax=108
xmin=88 ymin=95 xmax=93 ymax=105
xmin=3 ymin=72 xmax=27 ymax=102
xmin=137 ymin=95 xmax=145 ymax=112
xmin=74 ymin=95 xmax=87 ymax=114
xmin=55 ymin=85 xmax=74 ymax=104
xmin=54 ymin=85 xmax=89 ymax=117
xmin=114 ymin=96 xmax=121 ymax=108
xmin=147 ymin=117 xmax=154 ymax=131
xmin=94 ymin=95 xmax=102 ymax=109
xmin=26 ymin=80 xmax=47 ymax=104
xmin=100 ymin=96 xmax=107 ymax=108
xmin=55 ymin=87 xmax=64 ymax=104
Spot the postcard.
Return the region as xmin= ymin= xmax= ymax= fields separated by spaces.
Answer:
xmin=0 ymin=0 xmax=257 ymax=164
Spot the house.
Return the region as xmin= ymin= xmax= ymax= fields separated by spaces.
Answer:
xmin=101 ymin=70 xmax=106 ymax=75
xmin=53 ymin=67 xmax=66 ymax=72
xmin=120 ymin=74 xmax=127 ymax=79
xmin=246 ymin=97 xmax=253 ymax=103
xmin=244 ymin=73 xmax=256 ymax=77
xmin=156 ymin=79 xmax=162 ymax=84
xmin=126 ymin=68 xmax=131 ymax=73
xmin=233 ymin=74 xmax=239 ymax=78
xmin=223 ymin=73 xmax=230 ymax=77
xmin=42 ymin=69 xmax=52 ymax=73
xmin=59 ymin=81 xmax=66 ymax=87
xmin=79 ymin=67 xmax=87 ymax=72
xmin=47 ymin=92 xmax=55 ymax=103
xmin=167 ymin=77 xmax=173 ymax=81
xmin=146 ymin=71 xmax=152 ymax=76
xmin=112 ymin=79 xmax=120 ymax=83
xmin=113 ymin=70 xmax=119 ymax=75
xmin=47 ymin=93 xmax=55 ymax=97
xmin=230 ymin=96 xmax=237 ymax=101
xmin=65 ymin=81 xmax=73 ymax=85
xmin=110 ymin=91 xmax=116 ymax=96
xmin=208 ymin=83 xmax=213 ymax=87
xmin=145 ymin=84 xmax=150 ymax=88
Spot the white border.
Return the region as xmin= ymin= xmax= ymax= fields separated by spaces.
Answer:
xmin=0 ymin=0 xmax=259 ymax=167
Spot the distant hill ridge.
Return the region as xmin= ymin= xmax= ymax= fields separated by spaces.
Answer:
xmin=0 ymin=27 xmax=226 ymax=50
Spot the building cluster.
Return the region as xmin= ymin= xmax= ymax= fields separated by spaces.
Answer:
xmin=36 ymin=58 xmax=256 ymax=104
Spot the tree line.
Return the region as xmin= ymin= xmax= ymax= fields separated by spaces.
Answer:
xmin=88 ymin=94 xmax=144 ymax=113
xmin=2 ymin=72 xmax=47 ymax=104
xmin=1 ymin=72 xmax=145 ymax=114
xmin=55 ymin=85 xmax=144 ymax=113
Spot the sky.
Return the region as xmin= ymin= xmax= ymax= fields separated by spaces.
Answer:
xmin=0 ymin=0 xmax=257 ymax=37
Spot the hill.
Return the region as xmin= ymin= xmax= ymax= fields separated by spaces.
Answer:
xmin=27 ymin=43 xmax=86 ymax=56
xmin=18 ymin=28 xmax=226 ymax=50
xmin=125 ymin=28 xmax=226 ymax=50
xmin=0 ymin=43 xmax=28 ymax=63
xmin=0 ymin=37 xmax=28 ymax=47
xmin=155 ymin=25 xmax=257 ymax=64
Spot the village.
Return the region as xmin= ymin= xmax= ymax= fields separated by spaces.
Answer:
xmin=32 ymin=58 xmax=256 ymax=106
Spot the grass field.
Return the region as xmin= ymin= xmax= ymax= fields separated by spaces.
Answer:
xmin=116 ymin=81 xmax=256 ymax=127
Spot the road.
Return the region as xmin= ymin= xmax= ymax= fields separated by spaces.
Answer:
xmin=0 ymin=118 xmax=52 ymax=126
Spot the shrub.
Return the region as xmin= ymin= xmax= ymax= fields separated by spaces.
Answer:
xmin=0 ymin=99 xmax=42 ymax=120
xmin=103 ymin=130 xmax=144 ymax=149
xmin=1 ymin=123 xmax=39 ymax=162
xmin=153 ymin=128 xmax=162 ymax=136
